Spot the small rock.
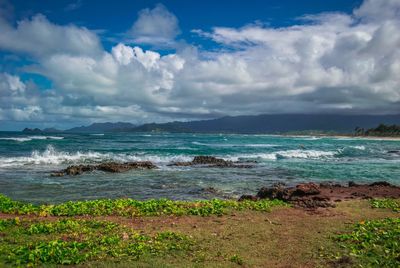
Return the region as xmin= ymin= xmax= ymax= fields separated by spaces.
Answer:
xmin=348 ymin=181 xmax=359 ymax=187
xmin=292 ymin=183 xmax=320 ymax=196
xmin=238 ymin=195 xmax=258 ymax=201
xmin=256 ymin=185 xmax=289 ymax=200
xmin=369 ymin=181 xmax=393 ymax=187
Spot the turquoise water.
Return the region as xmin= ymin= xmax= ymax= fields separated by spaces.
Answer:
xmin=0 ymin=132 xmax=399 ymax=203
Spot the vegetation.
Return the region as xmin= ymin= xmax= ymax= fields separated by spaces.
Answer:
xmin=1 ymin=196 xmax=400 ymax=267
xmin=335 ymin=218 xmax=400 ymax=267
xmin=370 ymin=198 xmax=400 ymax=212
xmin=0 ymin=218 xmax=192 ymax=266
xmin=0 ymin=194 xmax=287 ymax=217
xmin=355 ymin=124 xmax=400 ymax=137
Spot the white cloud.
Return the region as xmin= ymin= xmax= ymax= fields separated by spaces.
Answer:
xmin=0 ymin=0 xmax=400 ymax=128
xmin=0 ymin=73 xmax=44 ymax=121
xmin=128 ymin=4 xmax=180 ymax=45
xmin=0 ymin=73 xmax=25 ymax=94
xmin=0 ymin=14 xmax=102 ymax=58
xmin=354 ymin=0 xmax=400 ymax=22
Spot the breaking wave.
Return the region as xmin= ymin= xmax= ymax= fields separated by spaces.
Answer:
xmin=192 ymin=141 xmax=279 ymax=148
xmin=0 ymin=136 xmax=64 ymax=142
xmin=229 ymin=150 xmax=338 ymax=161
xmin=0 ymin=145 xmax=192 ymax=168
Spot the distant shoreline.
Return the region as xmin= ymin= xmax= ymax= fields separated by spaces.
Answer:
xmin=281 ymin=134 xmax=400 ymax=141
xmin=2 ymin=130 xmax=400 ymax=140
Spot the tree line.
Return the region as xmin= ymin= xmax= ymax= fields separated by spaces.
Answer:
xmin=355 ymin=124 xmax=400 ymax=136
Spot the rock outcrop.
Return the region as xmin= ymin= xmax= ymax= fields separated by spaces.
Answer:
xmin=51 ymin=161 xmax=157 ymax=176
xmin=169 ymin=156 xmax=254 ymax=168
xmin=239 ymin=181 xmax=400 ymax=209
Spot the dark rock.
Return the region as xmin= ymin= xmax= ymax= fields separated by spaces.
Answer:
xmin=64 ymin=165 xmax=95 ymax=175
xmin=52 ymin=161 xmax=156 ymax=176
xmin=192 ymin=156 xmax=232 ymax=166
xmin=238 ymin=195 xmax=259 ymax=201
xmin=369 ymin=181 xmax=393 ymax=187
xmin=348 ymin=181 xmax=359 ymax=187
xmin=319 ymin=182 xmax=335 ymax=188
xmin=256 ymin=185 xmax=289 ymax=200
xmin=97 ymin=161 xmax=156 ymax=173
xmin=387 ymin=150 xmax=400 ymax=154
xmin=168 ymin=155 xmax=254 ymax=168
xmin=292 ymin=183 xmax=320 ymax=196
xmin=167 ymin=162 xmax=192 ymax=167
xmin=202 ymin=187 xmax=219 ymax=194
xmin=50 ymin=172 xmax=65 ymax=177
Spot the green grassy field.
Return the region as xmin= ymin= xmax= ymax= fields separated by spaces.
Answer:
xmin=0 ymin=195 xmax=399 ymax=267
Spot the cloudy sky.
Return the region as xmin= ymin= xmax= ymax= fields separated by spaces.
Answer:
xmin=0 ymin=0 xmax=399 ymax=130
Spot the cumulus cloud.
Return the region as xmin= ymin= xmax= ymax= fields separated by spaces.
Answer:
xmin=0 ymin=14 xmax=102 ymax=57
xmin=0 ymin=73 xmax=44 ymax=121
xmin=128 ymin=4 xmax=180 ymax=45
xmin=0 ymin=0 xmax=400 ymax=128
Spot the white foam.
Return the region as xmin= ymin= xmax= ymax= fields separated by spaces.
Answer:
xmin=241 ymin=144 xmax=280 ymax=148
xmin=228 ymin=149 xmax=337 ymax=161
xmin=0 ymin=136 xmax=64 ymax=142
xmin=0 ymin=137 xmax=32 ymax=142
xmin=90 ymin=134 xmax=104 ymax=136
xmin=0 ymin=145 xmax=192 ymax=168
xmin=192 ymin=141 xmax=279 ymax=148
xmin=349 ymin=145 xmax=366 ymax=150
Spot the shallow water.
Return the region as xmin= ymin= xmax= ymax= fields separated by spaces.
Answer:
xmin=0 ymin=132 xmax=399 ymax=203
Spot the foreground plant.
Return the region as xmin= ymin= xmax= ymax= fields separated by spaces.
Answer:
xmin=370 ymin=198 xmax=400 ymax=212
xmin=0 ymin=218 xmax=193 ymax=266
xmin=0 ymin=194 xmax=287 ymax=217
xmin=335 ymin=218 xmax=400 ymax=267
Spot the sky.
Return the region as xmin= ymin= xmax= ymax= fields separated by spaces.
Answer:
xmin=0 ymin=0 xmax=399 ymax=130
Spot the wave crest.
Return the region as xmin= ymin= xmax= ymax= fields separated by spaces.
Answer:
xmin=229 ymin=150 xmax=337 ymax=161
xmin=0 ymin=136 xmax=64 ymax=142
xmin=0 ymin=145 xmax=192 ymax=168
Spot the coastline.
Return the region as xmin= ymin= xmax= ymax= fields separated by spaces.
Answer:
xmin=279 ymin=133 xmax=400 ymax=141
xmin=0 ymin=181 xmax=399 ymax=267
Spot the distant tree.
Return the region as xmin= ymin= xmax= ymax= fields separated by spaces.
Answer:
xmin=364 ymin=124 xmax=400 ymax=136
xmin=354 ymin=126 xmax=365 ymax=136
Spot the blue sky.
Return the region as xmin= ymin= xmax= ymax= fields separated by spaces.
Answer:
xmin=0 ymin=0 xmax=399 ymax=130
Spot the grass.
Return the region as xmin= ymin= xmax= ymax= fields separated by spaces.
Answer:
xmin=0 ymin=218 xmax=193 ymax=266
xmin=0 ymin=194 xmax=287 ymax=217
xmin=335 ymin=218 xmax=400 ymax=267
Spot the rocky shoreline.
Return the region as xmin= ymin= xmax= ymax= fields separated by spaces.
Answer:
xmin=168 ymin=156 xmax=255 ymax=168
xmin=51 ymin=155 xmax=255 ymax=176
xmin=51 ymin=161 xmax=157 ymax=176
xmin=239 ymin=181 xmax=400 ymax=209
xmin=49 ymin=155 xmax=400 ymax=211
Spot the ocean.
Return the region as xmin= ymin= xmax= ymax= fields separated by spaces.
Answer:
xmin=0 ymin=132 xmax=399 ymax=203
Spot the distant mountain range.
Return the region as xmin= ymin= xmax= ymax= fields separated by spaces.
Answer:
xmin=22 ymin=122 xmax=136 ymax=134
xmin=66 ymin=122 xmax=136 ymax=133
xmin=22 ymin=114 xmax=400 ymax=134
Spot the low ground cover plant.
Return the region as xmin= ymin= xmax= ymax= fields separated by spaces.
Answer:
xmin=370 ymin=198 xmax=400 ymax=212
xmin=335 ymin=218 xmax=400 ymax=267
xmin=0 ymin=218 xmax=193 ymax=266
xmin=0 ymin=194 xmax=287 ymax=217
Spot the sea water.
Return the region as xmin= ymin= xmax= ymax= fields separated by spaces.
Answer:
xmin=0 ymin=132 xmax=399 ymax=203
